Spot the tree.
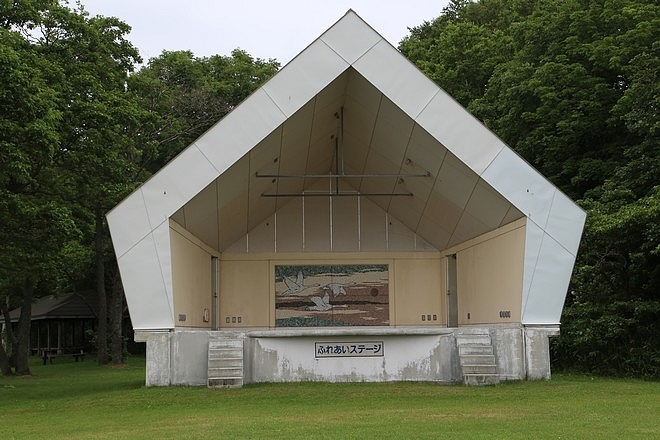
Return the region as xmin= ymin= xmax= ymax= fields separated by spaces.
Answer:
xmin=0 ymin=1 xmax=84 ymax=375
xmin=34 ymin=3 xmax=146 ymax=365
xmin=0 ymin=1 xmax=279 ymax=373
xmin=127 ymin=49 xmax=279 ymax=173
xmin=401 ymin=0 xmax=660 ymax=377
xmin=0 ymin=0 xmax=144 ymax=372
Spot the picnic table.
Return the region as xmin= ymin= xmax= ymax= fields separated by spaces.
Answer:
xmin=40 ymin=348 xmax=86 ymax=364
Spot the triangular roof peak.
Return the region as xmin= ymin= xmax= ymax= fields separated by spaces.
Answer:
xmin=108 ymin=11 xmax=585 ymax=329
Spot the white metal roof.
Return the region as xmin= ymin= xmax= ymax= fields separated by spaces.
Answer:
xmin=107 ymin=10 xmax=585 ymax=329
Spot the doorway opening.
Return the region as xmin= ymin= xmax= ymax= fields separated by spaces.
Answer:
xmin=446 ymin=254 xmax=458 ymax=327
xmin=211 ymin=257 xmax=219 ymax=330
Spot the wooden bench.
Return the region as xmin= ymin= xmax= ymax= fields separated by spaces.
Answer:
xmin=41 ymin=350 xmax=86 ymax=364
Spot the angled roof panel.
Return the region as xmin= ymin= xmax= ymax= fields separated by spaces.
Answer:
xmin=523 ymin=235 xmax=577 ymax=323
xmin=353 ymin=39 xmax=439 ymax=118
xmin=416 ymin=90 xmax=505 ymax=175
xmin=416 ymin=214 xmax=453 ymax=250
xmin=108 ymin=10 xmax=585 ymax=329
xmin=431 ymin=153 xmax=479 ymax=209
xmin=501 ymin=205 xmax=525 ymax=227
xmin=118 ymin=231 xmax=174 ymax=329
xmin=545 ymin=191 xmax=587 ymax=256
xmin=482 ymin=147 xmax=557 ymax=229
xmin=319 ymin=9 xmax=382 ymax=64
xmin=404 ymin=123 xmax=448 ymax=179
xmin=142 ymin=145 xmax=219 ymax=231
xmin=262 ymin=40 xmax=349 ymax=117
xmin=181 ymin=181 xmax=219 ymax=250
xmin=107 ymin=188 xmax=151 ymax=259
xmin=464 ymin=179 xmax=513 ymax=230
xmin=449 ymin=211 xmax=491 ymax=248
xmin=521 ymin=220 xmax=545 ymax=319
xmin=152 ymin=221 xmax=174 ymax=314
xmin=195 ymin=88 xmax=286 ymax=172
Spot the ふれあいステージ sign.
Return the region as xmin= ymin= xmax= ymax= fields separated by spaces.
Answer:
xmin=315 ymin=341 xmax=384 ymax=358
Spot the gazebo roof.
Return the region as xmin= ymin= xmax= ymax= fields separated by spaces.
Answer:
xmin=1 ymin=291 xmax=97 ymax=323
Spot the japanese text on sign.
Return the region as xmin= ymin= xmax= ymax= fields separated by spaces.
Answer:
xmin=315 ymin=341 xmax=384 ymax=358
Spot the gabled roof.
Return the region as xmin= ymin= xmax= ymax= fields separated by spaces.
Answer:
xmin=1 ymin=292 xmax=97 ymax=323
xmin=107 ymin=10 xmax=585 ymax=330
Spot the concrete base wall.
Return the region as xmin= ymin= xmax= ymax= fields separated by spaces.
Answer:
xmin=246 ymin=329 xmax=458 ymax=383
xmin=135 ymin=325 xmax=558 ymax=386
xmin=136 ymin=329 xmax=210 ymax=386
xmin=489 ymin=326 xmax=526 ymax=380
xmin=135 ymin=330 xmax=172 ymax=386
xmin=524 ymin=325 xmax=560 ymax=380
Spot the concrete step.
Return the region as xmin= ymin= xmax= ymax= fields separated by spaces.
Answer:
xmin=464 ymin=373 xmax=500 ymax=386
xmin=461 ymin=364 xmax=497 ymax=374
xmin=209 ymin=342 xmax=242 ymax=348
xmin=208 ymin=361 xmax=241 ymax=368
xmin=208 ymin=378 xmax=243 ymax=387
xmin=209 ymin=341 xmax=243 ymax=349
xmin=460 ymin=354 xmax=496 ymax=365
xmin=456 ymin=330 xmax=498 ymax=385
xmin=458 ymin=344 xmax=494 ymax=355
xmin=209 ymin=353 xmax=243 ymax=361
xmin=456 ymin=334 xmax=492 ymax=345
xmin=208 ymin=336 xmax=244 ymax=388
xmin=208 ymin=350 xmax=242 ymax=358
xmin=208 ymin=368 xmax=243 ymax=378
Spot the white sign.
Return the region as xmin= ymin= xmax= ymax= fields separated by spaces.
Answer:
xmin=315 ymin=341 xmax=384 ymax=358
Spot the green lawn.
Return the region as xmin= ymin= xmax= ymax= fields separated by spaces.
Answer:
xmin=1 ymin=356 xmax=658 ymax=439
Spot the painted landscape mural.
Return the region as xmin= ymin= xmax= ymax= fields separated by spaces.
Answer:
xmin=275 ymin=264 xmax=389 ymax=327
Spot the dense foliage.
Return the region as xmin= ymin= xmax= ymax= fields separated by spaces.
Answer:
xmin=127 ymin=49 xmax=279 ymax=173
xmin=1 ymin=0 xmax=143 ymax=373
xmin=0 ymin=0 xmax=278 ymax=374
xmin=401 ymin=0 xmax=659 ymax=377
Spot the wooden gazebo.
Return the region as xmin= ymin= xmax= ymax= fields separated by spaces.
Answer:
xmin=1 ymin=292 xmax=97 ymax=356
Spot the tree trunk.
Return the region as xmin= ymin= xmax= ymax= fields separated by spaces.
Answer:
xmin=95 ymin=208 xmax=109 ymax=364
xmin=0 ymin=340 xmax=10 ymax=376
xmin=1 ymin=296 xmax=18 ymax=371
xmin=15 ymin=278 xmax=33 ymax=375
xmin=0 ymin=297 xmax=11 ymax=375
xmin=0 ymin=296 xmax=15 ymax=375
xmin=109 ymin=275 xmax=124 ymax=364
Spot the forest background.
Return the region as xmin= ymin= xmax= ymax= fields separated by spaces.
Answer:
xmin=1 ymin=0 xmax=657 ymax=378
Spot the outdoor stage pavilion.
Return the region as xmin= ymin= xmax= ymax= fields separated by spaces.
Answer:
xmin=107 ymin=11 xmax=585 ymax=387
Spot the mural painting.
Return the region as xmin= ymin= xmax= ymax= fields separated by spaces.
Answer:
xmin=275 ymin=264 xmax=389 ymax=327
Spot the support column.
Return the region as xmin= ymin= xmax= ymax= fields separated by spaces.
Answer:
xmin=57 ymin=321 xmax=62 ymax=354
xmin=523 ymin=325 xmax=560 ymax=380
xmin=135 ymin=330 xmax=172 ymax=386
xmin=36 ymin=321 xmax=41 ymax=353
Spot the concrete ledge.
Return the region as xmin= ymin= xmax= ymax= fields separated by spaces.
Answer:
xmin=244 ymin=326 xmax=454 ymax=338
xmin=134 ymin=329 xmax=171 ymax=342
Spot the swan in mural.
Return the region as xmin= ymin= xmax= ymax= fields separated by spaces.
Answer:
xmin=307 ymin=292 xmax=350 ymax=311
xmin=307 ymin=292 xmax=333 ymax=311
xmin=321 ymin=282 xmax=355 ymax=297
xmin=279 ymin=271 xmax=320 ymax=296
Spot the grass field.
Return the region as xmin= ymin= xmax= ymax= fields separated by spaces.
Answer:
xmin=1 ymin=356 xmax=658 ymax=439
